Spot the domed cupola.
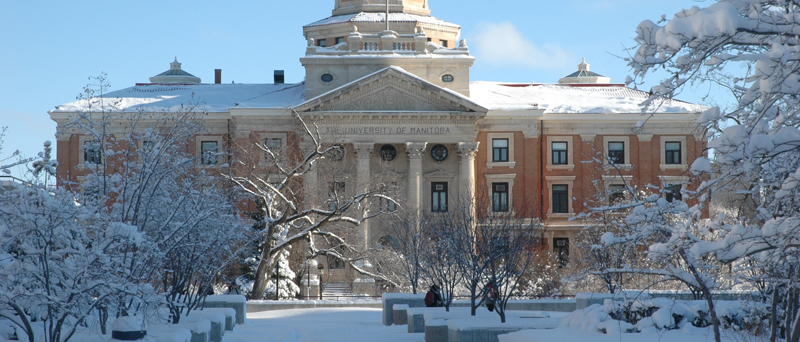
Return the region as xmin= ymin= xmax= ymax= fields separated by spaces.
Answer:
xmin=149 ymin=58 xmax=201 ymax=84
xmin=558 ymin=58 xmax=610 ymax=84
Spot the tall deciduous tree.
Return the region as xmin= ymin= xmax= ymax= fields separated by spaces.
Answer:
xmin=627 ymin=2 xmax=800 ymax=341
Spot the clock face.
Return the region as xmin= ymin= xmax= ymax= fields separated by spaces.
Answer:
xmin=431 ymin=144 xmax=448 ymax=161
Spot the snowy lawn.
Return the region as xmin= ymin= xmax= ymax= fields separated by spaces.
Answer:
xmin=223 ymin=308 xmax=423 ymax=342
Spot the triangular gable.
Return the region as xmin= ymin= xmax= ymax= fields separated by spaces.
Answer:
xmin=294 ymin=67 xmax=488 ymax=113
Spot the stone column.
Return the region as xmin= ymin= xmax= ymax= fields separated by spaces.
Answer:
xmin=353 ymin=142 xmax=374 ymax=250
xmin=457 ymin=142 xmax=480 ymax=201
xmin=300 ymin=141 xmax=318 ymax=210
xmin=405 ymin=142 xmax=427 ymax=212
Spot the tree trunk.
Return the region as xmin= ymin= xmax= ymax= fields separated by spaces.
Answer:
xmin=770 ymin=289 xmax=779 ymax=342
xmin=251 ymin=225 xmax=277 ymax=299
xmin=701 ymin=287 xmax=722 ymax=342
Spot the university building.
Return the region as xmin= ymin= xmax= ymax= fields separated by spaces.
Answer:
xmin=49 ymin=0 xmax=704 ymax=264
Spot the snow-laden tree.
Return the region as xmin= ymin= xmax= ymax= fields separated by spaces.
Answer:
xmin=227 ymin=111 xmax=396 ymax=299
xmin=61 ymin=74 xmax=249 ymax=323
xmin=0 ymin=140 xmax=145 ymax=342
xmin=625 ymin=2 xmax=800 ymax=341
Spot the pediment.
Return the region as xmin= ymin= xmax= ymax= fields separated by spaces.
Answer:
xmin=295 ymin=67 xmax=488 ymax=114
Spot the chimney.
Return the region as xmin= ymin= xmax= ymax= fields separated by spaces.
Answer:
xmin=214 ymin=69 xmax=222 ymax=84
xmin=274 ymin=70 xmax=285 ymax=84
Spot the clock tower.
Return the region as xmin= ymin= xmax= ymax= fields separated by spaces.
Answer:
xmin=301 ymin=0 xmax=474 ymax=99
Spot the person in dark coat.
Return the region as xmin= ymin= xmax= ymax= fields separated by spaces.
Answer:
xmin=484 ymin=280 xmax=497 ymax=312
xmin=425 ymin=284 xmax=444 ymax=307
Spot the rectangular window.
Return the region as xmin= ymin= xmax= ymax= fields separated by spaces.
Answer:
xmin=84 ymin=140 xmax=102 ymax=164
xmin=608 ymin=141 xmax=625 ymax=164
xmin=431 ymin=182 xmax=448 ymax=212
xmin=609 ymin=184 xmax=626 ymax=203
xmin=554 ymin=238 xmax=569 ymax=267
xmin=492 ymin=182 xmax=509 ymax=212
xmin=201 ymin=141 xmax=218 ymax=165
xmin=492 ymin=139 xmax=509 ymax=162
xmin=318 ymin=39 xmax=327 ymax=47
xmin=336 ymin=37 xmax=345 ymax=45
xmin=552 ymin=142 xmax=568 ymax=165
xmin=381 ymin=198 xmax=397 ymax=212
xmin=441 ymin=40 xmax=448 ymax=47
xmin=552 ymin=184 xmax=568 ymax=213
xmin=665 ymin=184 xmax=682 ymax=203
xmin=665 ymin=142 xmax=681 ymax=164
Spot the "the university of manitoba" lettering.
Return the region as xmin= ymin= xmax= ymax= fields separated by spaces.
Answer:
xmin=323 ymin=126 xmax=452 ymax=135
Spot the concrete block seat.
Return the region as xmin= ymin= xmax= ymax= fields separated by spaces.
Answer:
xmin=193 ymin=308 xmax=236 ymax=331
xmin=408 ymin=307 xmax=550 ymax=334
xmin=382 ymin=293 xmax=427 ymax=326
xmin=393 ymin=304 xmax=410 ymax=325
xmin=202 ymin=295 xmax=247 ymax=324
xmin=446 ymin=316 xmax=561 ymax=342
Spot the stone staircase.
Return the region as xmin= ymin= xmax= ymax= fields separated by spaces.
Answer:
xmin=321 ymin=282 xmax=353 ymax=299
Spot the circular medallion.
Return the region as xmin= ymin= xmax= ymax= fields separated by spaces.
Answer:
xmin=442 ymin=74 xmax=454 ymax=83
xmin=380 ymin=144 xmax=397 ymax=161
xmin=330 ymin=144 xmax=344 ymax=161
xmin=321 ymin=73 xmax=334 ymax=83
xmin=431 ymin=144 xmax=448 ymax=161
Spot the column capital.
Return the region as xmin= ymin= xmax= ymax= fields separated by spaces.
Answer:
xmin=353 ymin=142 xmax=374 ymax=158
xmin=457 ymin=142 xmax=480 ymax=158
xmin=406 ymin=142 xmax=427 ymax=159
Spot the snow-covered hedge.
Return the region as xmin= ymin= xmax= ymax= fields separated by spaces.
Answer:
xmin=560 ymin=298 xmax=768 ymax=335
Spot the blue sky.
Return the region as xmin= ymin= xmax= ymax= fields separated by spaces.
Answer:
xmin=0 ymin=0 xmax=716 ymax=169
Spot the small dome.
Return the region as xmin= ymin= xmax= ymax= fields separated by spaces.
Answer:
xmin=558 ymin=58 xmax=610 ymax=84
xmin=149 ymin=57 xmax=201 ymax=84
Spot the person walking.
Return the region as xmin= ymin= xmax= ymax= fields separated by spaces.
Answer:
xmin=425 ymin=284 xmax=444 ymax=307
xmin=484 ymin=280 xmax=497 ymax=312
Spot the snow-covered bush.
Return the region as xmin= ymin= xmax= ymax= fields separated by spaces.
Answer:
xmin=236 ymin=249 xmax=299 ymax=299
xmin=562 ymin=297 xmax=768 ymax=336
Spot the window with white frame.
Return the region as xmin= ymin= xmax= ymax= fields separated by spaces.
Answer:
xmin=201 ymin=141 xmax=218 ymax=165
xmin=552 ymin=185 xmax=569 ymax=213
xmin=660 ymin=136 xmax=688 ymax=170
xmin=83 ymin=140 xmax=102 ymax=165
xmin=492 ymin=139 xmax=508 ymax=162
xmin=487 ymin=133 xmax=515 ymax=169
xmin=431 ymin=182 xmax=448 ymax=212
xmin=547 ymin=136 xmax=574 ymax=171
xmin=485 ymin=174 xmax=516 ymax=213
xmin=259 ymin=133 xmax=287 ymax=166
xmin=552 ymin=142 xmax=568 ymax=165
xmin=492 ymin=182 xmax=509 ymax=212
xmin=196 ymin=136 xmax=223 ymax=166
xmin=665 ymin=184 xmax=682 ymax=202
xmin=546 ymin=176 xmax=575 ymax=215
xmin=608 ymin=142 xmax=624 ymax=164
xmin=603 ymin=136 xmax=631 ymax=168
xmin=665 ymin=142 xmax=681 ymax=164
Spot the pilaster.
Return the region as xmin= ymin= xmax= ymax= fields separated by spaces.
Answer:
xmin=405 ymin=142 xmax=427 ymax=212
xmin=353 ymin=142 xmax=374 ymax=250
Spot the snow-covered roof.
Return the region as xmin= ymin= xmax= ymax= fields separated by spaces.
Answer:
xmin=52 ymin=83 xmax=306 ymax=113
xmin=304 ymin=12 xmax=460 ymax=29
xmin=469 ymin=82 xmax=704 ymax=114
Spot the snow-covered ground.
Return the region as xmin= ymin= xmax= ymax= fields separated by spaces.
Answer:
xmin=224 ymin=308 xmax=421 ymax=342
xmin=221 ymin=307 xmax=727 ymax=342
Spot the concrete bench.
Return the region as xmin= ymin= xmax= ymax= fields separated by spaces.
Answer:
xmin=425 ymin=319 xmax=448 ymax=342
xmin=382 ymin=293 xmax=426 ymax=326
xmin=393 ymin=304 xmax=410 ymax=325
xmin=446 ymin=316 xmax=560 ymax=342
xmin=202 ymin=295 xmax=247 ymax=325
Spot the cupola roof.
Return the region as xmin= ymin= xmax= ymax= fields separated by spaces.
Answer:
xmin=149 ymin=58 xmax=201 ymax=84
xmin=558 ymin=58 xmax=611 ymax=84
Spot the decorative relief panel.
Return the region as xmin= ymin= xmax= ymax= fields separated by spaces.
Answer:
xmin=313 ymin=75 xmax=471 ymax=112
